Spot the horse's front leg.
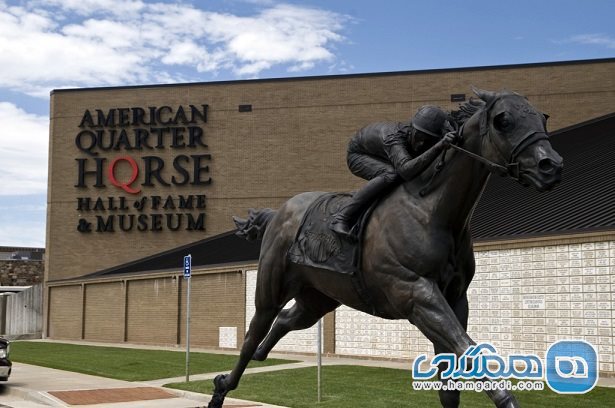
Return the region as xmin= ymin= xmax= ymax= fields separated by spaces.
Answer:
xmin=399 ymin=276 xmax=519 ymax=408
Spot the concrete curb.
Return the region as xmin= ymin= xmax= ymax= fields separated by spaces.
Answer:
xmin=163 ymin=387 xmax=288 ymax=407
xmin=143 ymin=361 xmax=315 ymax=387
xmin=1 ymin=385 xmax=64 ymax=407
xmin=159 ymin=387 xmax=209 ymax=402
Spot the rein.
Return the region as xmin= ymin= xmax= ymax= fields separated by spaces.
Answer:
xmin=448 ymin=141 xmax=508 ymax=176
xmin=445 ymin=132 xmax=549 ymax=179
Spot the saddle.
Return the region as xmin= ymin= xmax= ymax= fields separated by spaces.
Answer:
xmin=287 ymin=192 xmax=374 ymax=275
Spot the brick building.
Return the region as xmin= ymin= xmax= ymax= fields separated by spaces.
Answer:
xmin=46 ymin=58 xmax=615 ymax=372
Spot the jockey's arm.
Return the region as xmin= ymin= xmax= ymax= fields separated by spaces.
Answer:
xmin=384 ymin=131 xmax=448 ymax=181
xmin=395 ymin=142 xmax=447 ymax=181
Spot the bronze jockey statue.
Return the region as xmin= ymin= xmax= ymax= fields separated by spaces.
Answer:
xmin=329 ymin=105 xmax=457 ymax=236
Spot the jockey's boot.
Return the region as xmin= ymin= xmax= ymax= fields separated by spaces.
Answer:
xmin=329 ymin=172 xmax=401 ymax=237
xmin=328 ymin=200 xmax=362 ymax=237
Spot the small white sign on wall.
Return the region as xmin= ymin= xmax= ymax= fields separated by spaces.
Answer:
xmin=522 ymin=294 xmax=546 ymax=309
xmin=219 ymin=326 xmax=237 ymax=348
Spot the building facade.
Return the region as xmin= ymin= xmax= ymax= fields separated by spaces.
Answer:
xmin=46 ymin=58 xmax=615 ymax=373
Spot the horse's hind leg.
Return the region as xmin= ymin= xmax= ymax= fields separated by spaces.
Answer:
xmin=208 ymin=254 xmax=285 ymax=407
xmin=208 ymin=304 xmax=279 ymax=408
xmin=253 ymin=289 xmax=339 ymax=361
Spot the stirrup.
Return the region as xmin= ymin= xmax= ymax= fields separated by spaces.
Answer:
xmin=329 ymin=218 xmax=352 ymax=236
xmin=329 ymin=219 xmax=359 ymax=242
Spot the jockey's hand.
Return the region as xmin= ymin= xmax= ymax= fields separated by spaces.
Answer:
xmin=441 ymin=132 xmax=458 ymax=148
xmin=443 ymin=121 xmax=456 ymax=133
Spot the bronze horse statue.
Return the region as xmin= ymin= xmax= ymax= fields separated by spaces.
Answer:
xmin=208 ymin=88 xmax=563 ymax=408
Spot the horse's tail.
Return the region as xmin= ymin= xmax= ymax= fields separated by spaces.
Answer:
xmin=232 ymin=208 xmax=277 ymax=241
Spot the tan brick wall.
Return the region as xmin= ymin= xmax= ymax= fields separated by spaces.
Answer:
xmin=83 ymin=282 xmax=124 ymax=342
xmin=48 ymin=285 xmax=82 ymax=339
xmin=179 ymin=271 xmax=245 ymax=348
xmin=46 ymin=268 xmax=245 ymax=346
xmin=47 ymin=60 xmax=615 ymax=283
xmin=126 ymin=277 xmax=179 ymax=345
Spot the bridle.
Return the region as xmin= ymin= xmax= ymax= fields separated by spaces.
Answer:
xmin=418 ymin=96 xmax=549 ymax=196
xmin=449 ymin=125 xmax=548 ymax=180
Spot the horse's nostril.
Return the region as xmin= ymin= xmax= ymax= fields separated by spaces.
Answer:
xmin=538 ymin=158 xmax=554 ymax=173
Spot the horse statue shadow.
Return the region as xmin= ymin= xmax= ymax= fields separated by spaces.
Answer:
xmin=208 ymin=88 xmax=563 ymax=408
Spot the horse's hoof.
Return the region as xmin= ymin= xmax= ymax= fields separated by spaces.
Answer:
xmin=207 ymin=393 xmax=225 ymax=408
xmin=213 ymin=374 xmax=228 ymax=394
xmin=207 ymin=374 xmax=228 ymax=408
xmin=207 ymin=394 xmax=224 ymax=408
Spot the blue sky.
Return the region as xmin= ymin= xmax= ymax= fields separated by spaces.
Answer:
xmin=0 ymin=0 xmax=614 ymax=247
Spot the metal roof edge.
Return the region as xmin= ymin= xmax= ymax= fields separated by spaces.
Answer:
xmin=80 ymin=229 xmax=240 ymax=279
xmin=47 ymin=260 xmax=259 ymax=285
xmin=550 ymin=112 xmax=615 ymax=136
xmin=0 ymin=246 xmax=45 ymax=252
xmin=50 ymin=57 xmax=615 ymax=95
xmin=473 ymin=227 xmax=615 ymax=247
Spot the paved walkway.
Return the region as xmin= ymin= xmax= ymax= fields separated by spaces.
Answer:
xmin=0 ymin=339 xmax=613 ymax=407
xmin=0 ymin=362 xmax=289 ymax=407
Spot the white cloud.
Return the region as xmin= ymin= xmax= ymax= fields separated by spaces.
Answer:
xmin=0 ymin=10 xmax=150 ymax=96
xmin=210 ymin=4 xmax=342 ymax=65
xmin=568 ymin=33 xmax=615 ymax=49
xmin=0 ymin=222 xmax=46 ymax=247
xmin=161 ymin=41 xmax=203 ymax=65
xmin=0 ymin=2 xmax=350 ymax=97
xmin=0 ymin=102 xmax=49 ymax=195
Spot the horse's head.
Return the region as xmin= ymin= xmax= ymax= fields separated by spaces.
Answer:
xmin=472 ymin=87 xmax=563 ymax=192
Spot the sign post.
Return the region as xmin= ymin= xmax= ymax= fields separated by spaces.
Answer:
xmin=183 ymin=254 xmax=192 ymax=382
xmin=317 ymin=318 xmax=322 ymax=402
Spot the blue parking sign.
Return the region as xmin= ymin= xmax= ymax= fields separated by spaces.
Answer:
xmin=183 ymin=254 xmax=192 ymax=278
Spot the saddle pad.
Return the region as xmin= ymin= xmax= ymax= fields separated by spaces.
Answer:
xmin=287 ymin=193 xmax=359 ymax=275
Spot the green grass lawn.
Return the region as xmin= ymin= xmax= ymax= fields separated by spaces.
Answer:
xmin=166 ymin=365 xmax=615 ymax=408
xmin=10 ymin=341 xmax=296 ymax=381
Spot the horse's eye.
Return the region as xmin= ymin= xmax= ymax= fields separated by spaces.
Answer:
xmin=494 ymin=112 xmax=514 ymax=131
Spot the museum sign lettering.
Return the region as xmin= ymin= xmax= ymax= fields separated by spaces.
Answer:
xmin=74 ymin=104 xmax=210 ymax=234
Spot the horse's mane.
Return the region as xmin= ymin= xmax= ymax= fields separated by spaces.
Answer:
xmin=450 ymin=97 xmax=486 ymax=127
xmin=450 ymin=89 xmax=531 ymax=131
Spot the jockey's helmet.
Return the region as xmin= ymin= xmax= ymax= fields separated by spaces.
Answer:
xmin=411 ymin=106 xmax=447 ymax=138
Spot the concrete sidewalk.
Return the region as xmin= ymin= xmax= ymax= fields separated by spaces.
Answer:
xmin=0 ymin=362 xmax=288 ymax=408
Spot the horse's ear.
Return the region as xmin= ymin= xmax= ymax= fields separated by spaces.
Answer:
xmin=471 ymin=86 xmax=497 ymax=104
